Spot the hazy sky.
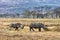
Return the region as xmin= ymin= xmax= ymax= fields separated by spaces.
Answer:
xmin=0 ymin=0 xmax=60 ymax=14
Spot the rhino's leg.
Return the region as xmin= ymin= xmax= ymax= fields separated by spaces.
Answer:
xmin=30 ymin=27 xmax=31 ymax=31
xmin=29 ymin=27 xmax=31 ymax=31
xmin=15 ymin=27 xmax=18 ymax=30
xmin=39 ymin=28 xmax=41 ymax=32
xmin=30 ymin=27 xmax=35 ymax=31
xmin=32 ymin=28 xmax=35 ymax=31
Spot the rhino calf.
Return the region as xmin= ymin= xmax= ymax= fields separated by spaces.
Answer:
xmin=9 ymin=23 xmax=24 ymax=30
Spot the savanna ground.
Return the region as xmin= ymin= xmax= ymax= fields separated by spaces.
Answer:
xmin=0 ymin=18 xmax=60 ymax=40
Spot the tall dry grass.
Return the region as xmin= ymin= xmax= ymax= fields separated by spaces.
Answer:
xmin=0 ymin=18 xmax=60 ymax=31
xmin=0 ymin=18 xmax=60 ymax=40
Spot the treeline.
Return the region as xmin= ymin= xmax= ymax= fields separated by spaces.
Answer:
xmin=0 ymin=6 xmax=60 ymax=18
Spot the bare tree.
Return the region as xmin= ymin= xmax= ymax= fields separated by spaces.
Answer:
xmin=54 ymin=7 xmax=60 ymax=18
xmin=22 ymin=9 xmax=31 ymax=18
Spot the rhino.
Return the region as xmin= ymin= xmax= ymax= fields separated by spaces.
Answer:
xmin=9 ymin=23 xmax=24 ymax=30
xmin=29 ymin=23 xmax=49 ymax=32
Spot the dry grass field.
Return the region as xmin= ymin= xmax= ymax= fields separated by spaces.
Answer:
xmin=0 ymin=18 xmax=60 ymax=40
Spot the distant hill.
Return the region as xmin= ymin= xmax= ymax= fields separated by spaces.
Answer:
xmin=0 ymin=0 xmax=60 ymax=14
